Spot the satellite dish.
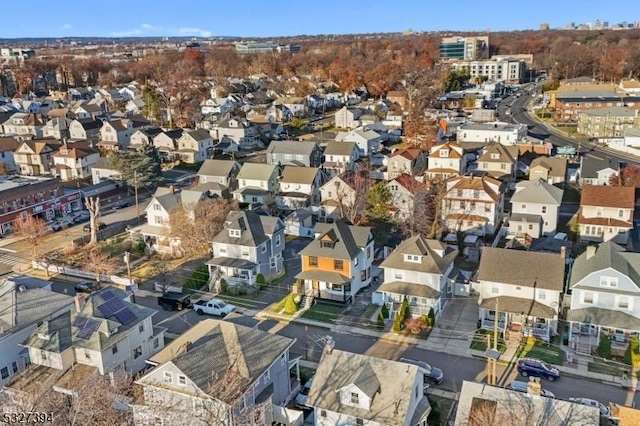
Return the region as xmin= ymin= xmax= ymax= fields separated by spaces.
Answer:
xmin=550 ymin=301 xmax=559 ymax=308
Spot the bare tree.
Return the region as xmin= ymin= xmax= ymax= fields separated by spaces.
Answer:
xmin=333 ymin=171 xmax=371 ymax=225
xmin=13 ymin=215 xmax=49 ymax=262
xmin=149 ymin=257 xmax=172 ymax=294
xmin=169 ymin=198 xmax=238 ymax=258
xmin=84 ymin=197 xmax=101 ymax=245
xmin=83 ymin=248 xmax=118 ymax=284
xmin=401 ymin=178 xmax=448 ymax=238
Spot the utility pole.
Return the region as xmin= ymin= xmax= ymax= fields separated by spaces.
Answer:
xmin=492 ymin=298 xmax=500 ymax=385
xmin=134 ymin=170 xmax=140 ymax=219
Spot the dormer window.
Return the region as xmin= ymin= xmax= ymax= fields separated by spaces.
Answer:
xmin=600 ymin=276 xmax=618 ymax=288
xmin=404 ymin=254 xmax=422 ymax=263
xmin=490 ymin=153 xmax=499 ymax=159
xmin=350 ymin=392 xmax=359 ymax=404
xmin=321 ymin=240 xmax=335 ymax=249
xmin=439 ymin=149 xmax=448 ymax=157
xmin=229 ymin=229 xmax=241 ymax=237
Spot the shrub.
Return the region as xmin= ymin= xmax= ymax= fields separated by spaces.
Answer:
xmin=183 ymin=265 xmax=210 ymax=294
xmin=132 ymin=241 xmax=146 ymax=253
xmin=380 ymin=303 xmax=390 ymax=319
xmin=427 ymin=307 xmax=436 ymax=327
xmin=256 ymin=273 xmax=266 ymax=289
xmin=376 ymin=311 xmax=385 ymax=330
xmin=625 ymin=336 xmax=640 ymax=367
xmin=401 ymin=296 xmax=411 ymax=320
xmin=596 ymin=335 xmax=612 ymax=359
xmin=284 ymin=293 xmax=298 ymax=315
xmin=392 ymin=312 xmax=403 ymax=332
xmin=418 ymin=314 xmax=430 ymax=326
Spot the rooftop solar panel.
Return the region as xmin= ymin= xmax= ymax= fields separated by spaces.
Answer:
xmin=73 ymin=316 xmax=89 ymax=329
xmin=114 ymin=308 xmax=136 ymax=325
xmin=76 ymin=327 xmax=93 ymax=340
xmin=101 ymin=289 xmax=117 ymax=301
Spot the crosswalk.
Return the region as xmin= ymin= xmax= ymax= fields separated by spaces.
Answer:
xmin=0 ymin=253 xmax=24 ymax=266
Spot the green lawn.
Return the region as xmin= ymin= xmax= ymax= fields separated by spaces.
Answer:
xmin=517 ymin=341 xmax=565 ymax=365
xmin=469 ymin=329 xmax=506 ymax=353
xmin=428 ymin=396 xmax=455 ymax=426
xmin=299 ymin=367 xmax=316 ymax=384
xmin=588 ymin=360 xmax=629 ymax=377
xmin=301 ymin=303 xmax=346 ymax=323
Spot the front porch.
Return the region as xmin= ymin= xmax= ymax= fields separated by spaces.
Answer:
xmin=233 ymin=187 xmax=274 ymax=205
xmin=479 ymin=296 xmax=558 ymax=342
xmin=378 ymin=280 xmax=443 ymax=319
xmin=128 ymin=223 xmax=177 ymax=254
xmin=206 ymin=257 xmax=258 ymax=287
xmin=295 ymin=270 xmax=354 ymax=304
xmin=567 ymin=307 xmax=640 ymax=355
xmin=276 ymin=193 xmax=312 ymax=211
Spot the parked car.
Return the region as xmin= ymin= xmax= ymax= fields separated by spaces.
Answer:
xmin=568 ymin=398 xmax=611 ymax=419
xmin=295 ymin=377 xmax=314 ymax=409
xmin=112 ymin=200 xmax=131 ymax=209
xmin=158 ymin=292 xmax=192 ymax=311
xmin=74 ymin=281 xmax=100 ymax=294
xmin=51 ymin=217 xmax=74 ymax=231
xmin=516 ymin=358 xmax=560 ymax=381
xmin=508 ymin=380 xmax=555 ymax=398
xmin=83 ymin=222 xmax=107 ymax=232
xmin=399 ymin=358 xmax=444 ymax=385
xmin=73 ymin=211 xmax=91 ymax=223
xmin=193 ymin=298 xmax=235 ymax=317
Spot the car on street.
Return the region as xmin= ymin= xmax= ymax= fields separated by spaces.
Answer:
xmin=294 ymin=377 xmax=314 ymax=409
xmin=158 ymin=292 xmax=192 ymax=311
xmin=193 ymin=298 xmax=236 ymax=317
xmin=74 ymin=281 xmax=101 ymax=293
xmin=516 ymin=358 xmax=560 ymax=381
xmin=508 ymin=380 xmax=555 ymax=398
xmin=399 ymin=357 xmax=444 ymax=385
xmin=73 ymin=211 xmax=91 ymax=223
xmin=83 ymin=222 xmax=107 ymax=232
xmin=112 ymin=200 xmax=131 ymax=209
xmin=51 ymin=217 xmax=74 ymax=231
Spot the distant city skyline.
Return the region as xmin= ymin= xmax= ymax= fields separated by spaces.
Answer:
xmin=0 ymin=0 xmax=638 ymax=39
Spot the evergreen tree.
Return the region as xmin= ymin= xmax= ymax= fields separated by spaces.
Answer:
xmin=428 ymin=307 xmax=436 ymax=327
xmin=376 ymin=311 xmax=385 ymax=330
xmin=365 ymin=181 xmax=393 ymax=222
xmin=107 ymin=149 xmax=161 ymax=190
xmin=284 ymin=293 xmax=298 ymax=315
xmin=392 ymin=312 xmax=403 ymax=332
xmin=142 ymin=85 xmax=160 ymax=123
xmin=625 ymin=335 xmax=640 ymax=367
xmin=401 ymin=295 xmax=411 ymax=320
xmin=381 ymin=303 xmax=389 ymax=319
xmin=596 ymin=334 xmax=612 ymax=359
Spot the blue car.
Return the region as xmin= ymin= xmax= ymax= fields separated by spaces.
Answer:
xmin=517 ymin=358 xmax=560 ymax=382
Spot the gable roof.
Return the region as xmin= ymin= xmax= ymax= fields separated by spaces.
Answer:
xmin=185 ymin=129 xmax=212 ymax=142
xmin=580 ymin=156 xmax=618 ymax=179
xmin=447 ymin=174 xmax=502 ymax=202
xmin=580 ymin=184 xmax=635 ymax=209
xmin=148 ymin=187 xmax=206 ymax=212
xmin=390 ymin=147 xmax=423 ymax=161
xmin=212 ymin=210 xmax=282 ymax=247
xmin=381 ymin=235 xmax=458 ymax=274
xmin=146 ymin=319 xmax=293 ymax=404
xmin=430 ymin=142 xmax=463 ymax=159
xmin=324 ymin=140 xmax=357 ymax=156
xmin=477 ymin=247 xmax=565 ymax=291
xmin=237 ymin=162 xmax=278 ymax=182
xmin=530 ymin=156 xmax=567 ymax=178
xmin=267 ymin=140 xmax=318 ymax=156
xmin=390 ymin=174 xmax=427 ymax=195
xmin=0 ymin=136 xmax=20 ymax=152
xmin=280 ymin=166 xmax=319 ymax=185
xmin=511 ymin=178 xmax=564 ymax=205
xmin=300 ymin=220 xmax=370 ymax=260
xmin=197 ymin=159 xmax=239 ymax=178
xmin=307 ymin=348 xmax=426 ymax=425
xmin=569 ymin=241 xmax=640 ymax=288
xmin=75 ymin=118 xmax=103 ymax=131
xmin=477 ymin=142 xmax=518 ymax=163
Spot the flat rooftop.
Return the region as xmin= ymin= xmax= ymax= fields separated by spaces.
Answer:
xmin=0 ymin=175 xmax=55 ymax=192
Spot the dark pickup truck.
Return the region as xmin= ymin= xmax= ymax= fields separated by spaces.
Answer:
xmin=157 ymin=292 xmax=192 ymax=311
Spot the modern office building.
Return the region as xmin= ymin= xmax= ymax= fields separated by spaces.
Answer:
xmin=440 ymin=35 xmax=489 ymax=61
xmin=451 ymin=56 xmax=527 ymax=84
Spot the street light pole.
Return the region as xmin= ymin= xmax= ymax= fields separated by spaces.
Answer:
xmin=134 ymin=170 xmax=139 ymax=219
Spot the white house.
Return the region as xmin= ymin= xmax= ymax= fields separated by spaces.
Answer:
xmin=476 ymin=247 xmax=565 ymax=342
xmin=567 ymin=242 xmax=640 ymax=355
xmin=52 ymin=143 xmax=100 ymax=181
xmin=276 ymin=166 xmax=321 ymax=211
xmin=386 ymin=174 xmax=427 ymax=219
xmin=307 ymin=345 xmax=431 ymax=426
xmin=578 ymin=185 xmax=635 ymax=244
xmin=177 ymin=129 xmax=215 ymax=164
xmin=153 ymin=129 xmax=183 ymax=161
xmin=335 ymin=128 xmax=383 ymax=156
xmin=233 ymin=163 xmax=280 ymax=205
xmin=196 ymin=159 xmax=240 ymax=197
xmin=334 ymin=106 xmax=369 ymax=130
xmin=0 ymin=137 xmax=20 ymax=172
xmin=425 ymin=142 xmax=468 ymax=179
xmin=210 ymin=116 xmax=262 ymax=150
xmin=456 ymin=121 xmax=527 ymax=145
xmin=99 ymin=118 xmax=134 ymax=150
xmin=323 ymin=140 xmax=359 ymax=177
xmin=509 ymin=178 xmax=564 ymax=237
xmin=578 ymin=155 xmax=618 ymax=186
xmin=379 ymin=235 xmax=458 ymax=320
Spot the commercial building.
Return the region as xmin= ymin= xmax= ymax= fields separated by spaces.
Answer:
xmin=451 ymin=56 xmax=527 ymax=84
xmin=439 ymin=35 xmax=489 ymax=61
xmin=235 ymin=42 xmax=300 ymax=54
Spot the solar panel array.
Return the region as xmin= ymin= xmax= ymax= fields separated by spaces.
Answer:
xmin=74 ymin=316 xmax=102 ymax=340
xmin=96 ymin=293 xmax=138 ymax=326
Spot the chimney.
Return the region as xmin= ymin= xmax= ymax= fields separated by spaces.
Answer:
xmin=169 ymin=184 xmax=175 ymax=194
xmin=324 ymin=336 xmax=335 ymax=354
xmin=560 ymin=246 xmax=566 ymax=260
xmin=74 ymin=294 xmax=84 ymax=311
xmin=586 ymin=245 xmax=597 ymax=260
xmin=527 ymin=377 xmax=542 ymax=396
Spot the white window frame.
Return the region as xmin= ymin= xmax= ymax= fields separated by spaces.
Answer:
xmin=582 ymin=291 xmax=595 ymax=305
xmin=163 ymin=371 xmax=173 ymax=384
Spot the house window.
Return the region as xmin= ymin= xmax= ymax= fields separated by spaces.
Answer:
xmin=619 ymin=209 xmax=624 ymax=218
xmin=515 ymin=286 xmax=521 ymax=291
xmin=40 ymin=350 xmax=47 ymax=360
xmin=139 ymin=323 xmax=144 ymax=333
xmin=261 ymin=244 xmax=267 ymax=253
xmin=85 ymin=350 xmax=91 ymax=360
xmin=473 ymin=190 xmax=479 ymax=198
xmin=11 ymin=362 xmax=18 ymax=374
xmin=134 ymin=346 xmax=142 ymax=359
xmin=528 ymin=224 xmax=533 ymax=230
xmin=280 ymin=353 xmax=287 ymax=367
xmin=395 ymin=271 xmax=403 ymax=280
xmin=276 ymin=235 xmax=281 ymax=246
xmin=320 ymin=410 xmax=327 ymax=418
xmin=350 ymin=392 xmax=359 ymax=404
xmin=154 ymin=338 xmax=159 ymax=349
xmin=619 ymin=297 xmax=630 ymax=310
xmin=491 ymin=286 xmax=499 ymax=294
xmin=356 ymin=419 xmax=364 ymax=426
xmin=263 ymin=369 xmax=271 ymax=384
xmin=600 ymin=277 xmax=618 ymax=288
xmin=219 ymin=246 xmax=227 ymax=254
xmin=583 ymin=292 xmax=594 ymax=304
xmin=542 ymin=206 xmax=547 ymax=214
xmin=309 ymin=256 xmax=318 ymax=266
xmin=456 ymin=189 xmax=463 ymax=197
xmin=178 ymin=375 xmax=187 ymax=386
xmin=112 ymin=344 xmax=118 ymax=355
xmin=153 ymin=204 xmax=160 ymax=211
xmin=354 ymin=257 xmax=359 ymax=266
xmin=334 ymin=259 xmax=343 ymax=270
xmin=361 ymin=269 xmax=367 ymax=281
xmin=163 ymin=371 xmax=173 ymax=384
xmin=331 ymin=284 xmax=343 ymax=291
xmin=0 ymin=367 xmax=8 ymax=379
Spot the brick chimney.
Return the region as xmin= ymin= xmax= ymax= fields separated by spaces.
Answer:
xmin=74 ymin=294 xmax=85 ymax=311
xmin=527 ymin=377 xmax=542 ymax=396
xmin=586 ymin=245 xmax=597 ymax=260
xmin=560 ymin=246 xmax=566 ymax=261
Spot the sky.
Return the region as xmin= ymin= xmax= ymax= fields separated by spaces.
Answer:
xmin=0 ymin=0 xmax=638 ymax=39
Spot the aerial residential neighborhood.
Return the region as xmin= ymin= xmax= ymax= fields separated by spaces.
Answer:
xmin=2 ymin=5 xmax=640 ymax=426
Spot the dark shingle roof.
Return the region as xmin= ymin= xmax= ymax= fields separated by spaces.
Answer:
xmin=267 ymin=140 xmax=318 ymax=156
xmin=380 ymin=235 xmax=457 ymax=274
xmin=301 ymin=220 xmax=370 ymax=260
xmin=569 ymin=241 xmax=640 ymax=288
xmin=580 ymin=156 xmax=617 ymax=179
xmin=212 ymin=210 xmax=282 ymax=247
xmin=197 ymin=159 xmax=239 ymax=178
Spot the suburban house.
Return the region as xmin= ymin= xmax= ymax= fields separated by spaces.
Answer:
xmin=323 ymin=140 xmax=359 ymax=177
xmin=131 ymin=187 xmax=207 ymax=254
xmin=335 ymin=128 xmax=383 ymax=156
xmin=529 ymin=156 xmax=568 ymax=185
xmin=319 ymin=171 xmax=368 ymax=221
xmin=476 ymin=142 xmax=518 ymax=185
xmin=441 ymin=174 xmax=503 ymax=236
xmin=425 ymin=142 xmax=467 ymax=180
xmin=334 ymin=106 xmax=369 ymax=130
xmin=68 ymin=118 xmax=103 ymax=143
xmin=126 ymin=99 xmax=145 ymax=115
xmin=578 ymin=184 xmax=635 ymax=244
xmin=276 ymin=166 xmax=321 ymax=212
xmin=296 ymin=220 xmax=374 ymax=305
xmin=129 ymin=127 xmax=163 ymax=150
xmin=567 ymin=242 xmax=640 ymax=356
xmin=52 ymin=142 xmax=100 ymax=181
xmin=90 ymin=157 xmax=121 ymax=185
xmin=475 ymin=247 xmax=566 ymax=342
xmin=196 ymin=159 xmax=241 ymax=198
xmin=99 ymin=118 xmax=135 ymax=151
xmin=454 ymin=381 xmax=600 ymax=425
xmin=207 ymin=210 xmax=285 ymax=288
xmin=13 ymin=138 xmax=61 ymax=175
xmin=508 ymin=178 xmax=564 ymax=238
xmin=387 ymin=148 xmax=427 ymax=179
xmin=0 ymin=137 xmax=20 ymax=172
xmin=153 ymin=129 xmax=184 ymax=161
xmin=177 ymin=129 xmax=215 ymax=164
xmin=233 ymin=163 xmax=280 ymax=205
xmin=3 ymin=287 xmax=164 ymax=406
xmin=0 ymin=276 xmax=73 ymax=387
xmin=386 ymin=174 xmax=427 ymax=219
xmin=210 ymin=116 xmax=262 ymax=150
xmin=307 ymin=344 xmax=431 ymax=426
xmin=42 ymin=116 xmax=72 ymax=140
xmin=284 ymin=209 xmax=315 ymax=238
xmin=578 ymin=155 xmax=618 ymax=186
xmin=0 ymin=113 xmax=45 ymax=138
xmin=131 ymin=319 xmax=300 ymax=426
xmin=456 ymin=121 xmax=527 ymax=145
xmin=379 ymin=235 xmax=458 ymax=320
xmin=273 ymin=97 xmax=307 ymax=117
xmin=73 ymin=102 xmax=104 ymax=120
xmin=266 ymin=140 xmax=323 ymax=167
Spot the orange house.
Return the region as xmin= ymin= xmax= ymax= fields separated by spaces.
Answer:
xmin=296 ymin=220 xmax=374 ymax=304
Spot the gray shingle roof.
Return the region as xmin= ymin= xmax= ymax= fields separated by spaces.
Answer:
xmin=569 ymin=241 xmax=640 ymax=288
xmin=579 ymin=156 xmax=617 ymax=179
xmin=380 ymin=235 xmax=457 ymax=274
xmin=530 ymin=157 xmax=567 ymax=178
xmin=185 ymin=129 xmax=212 ymax=141
xmin=267 ymin=140 xmax=318 ymax=156
xmin=212 ymin=210 xmax=282 ymax=247
xmin=302 ymin=220 xmax=370 ymax=260
xmin=378 ymin=281 xmax=442 ymax=299
xmin=197 ymin=159 xmax=239 ymax=178
xmin=280 ymin=166 xmax=319 ymax=185
xmin=477 ymin=247 xmax=565 ymax=291
xmin=511 ymin=178 xmax=564 ymax=205
xmin=567 ymin=307 xmax=640 ymax=330
xmin=237 ymin=163 xmax=278 ymax=182
xmin=164 ymin=319 xmax=294 ymax=403
xmin=324 ymin=140 xmax=357 ymax=156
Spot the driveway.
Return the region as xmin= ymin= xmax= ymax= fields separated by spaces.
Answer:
xmin=423 ymin=297 xmax=479 ymax=356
